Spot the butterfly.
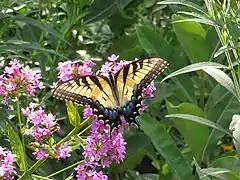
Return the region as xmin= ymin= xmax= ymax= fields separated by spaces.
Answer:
xmin=52 ymin=58 xmax=168 ymax=129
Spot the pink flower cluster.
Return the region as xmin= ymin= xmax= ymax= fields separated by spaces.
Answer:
xmin=58 ymin=60 xmax=95 ymax=82
xmin=0 ymin=146 xmax=16 ymax=180
xmin=75 ymin=119 xmax=126 ymax=180
xmin=22 ymin=103 xmax=71 ymax=160
xmin=97 ymin=54 xmax=130 ymax=76
xmin=0 ymin=59 xmax=44 ymax=103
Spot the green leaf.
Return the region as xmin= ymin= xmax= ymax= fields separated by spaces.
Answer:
xmin=176 ymin=11 xmax=221 ymax=27
xmin=84 ymin=0 xmax=132 ymax=24
xmin=157 ymin=0 xmax=205 ymax=14
xmin=0 ymin=40 xmax=68 ymax=59
xmin=7 ymin=123 xmax=27 ymax=171
xmin=214 ymin=45 xmax=234 ymax=58
xmin=161 ymin=62 xmax=228 ymax=82
xmin=111 ymin=133 xmax=150 ymax=172
xmin=193 ymin=158 xmax=211 ymax=180
xmin=135 ymin=25 xmax=172 ymax=59
xmin=165 ymin=114 xmax=240 ymax=145
xmin=211 ymin=156 xmax=240 ymax=173
xmin=204 ymin=87 xmax=240 ymax=162
xmin=201 ymin=168 xmax=234 ymax=179
xmin=136 ymin=25 xmax=197 ymax=104
xmin=203 ymin=67 xmax=237 ymax=98
xmin=66 ymin=102 xmax=81 ymax=126
xmin=172 ymin=14 xmax=210 ymax=63
xmin=167 ymin=102 xmax=210 ymax=160
xmin=11 ymin=15 xmax=70 ymax=45
xmin=139 ymin=114 xmax=192 ymax=180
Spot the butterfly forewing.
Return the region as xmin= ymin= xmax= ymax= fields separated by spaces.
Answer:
xmin=52 ymin=76 xmax=116 ymax=108
xmin=115 ymin=58 xmax=168 ymax=106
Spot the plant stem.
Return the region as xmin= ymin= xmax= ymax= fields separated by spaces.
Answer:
xmin=16 ymin=95 xmax=28 ymax=171
xmin=18 ymin=126 xmax=81 ymax=180
xmin=47 ymin=160 xmax=83 ymax=178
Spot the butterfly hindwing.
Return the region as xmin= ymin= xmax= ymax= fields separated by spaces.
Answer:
xmin=52 ymin=75 xmax=117 ymax=108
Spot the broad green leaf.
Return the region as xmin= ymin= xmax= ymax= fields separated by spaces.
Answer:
xmin=203 ymin=67 xmax=237 ymax=98
xmin=167 ymin=102 xmax=210 ymax=160
xmin=7 ymin=123 xmax=27 ymax=171
xmin=111 ymin=133 xmax=150 ymax=172
xmin=193 ymin=158 xmax=211 ymax=180
xmin=66 ymin=102 xmax=81 ymax=126
xmin=157 ymin=0 xmax=205 ymax=14
xmin=172 ymin=14 xmax=210 ymax=63
xmin=161 ymin=62 xmax=228 ymax=82
xmin=135 ymin=25 xmax=172 ymax=59
xmin=109 ymin=34 xmax=143 ymax=59
xmin=139 ymin=114 xmax=192 ymax=180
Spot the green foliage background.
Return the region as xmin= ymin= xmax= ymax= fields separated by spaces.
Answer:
xmin=1 ymin=0 xmax=240 ymax=179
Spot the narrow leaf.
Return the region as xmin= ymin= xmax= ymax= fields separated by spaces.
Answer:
xmin=161 ymin=62 xmax=228 ymax=82
xmin=193 ymin=158 xmax=211 ymax=180
xmin=157 ymin=0 xmax=205 ymax=14
xmin=1 ymin=40 xmax=68 ymax=59
xmin=7 ymin=123 xmax=27 ymax=171
xmin=165 ymin=114 xmax=240 ymax=145
xmin=11 ymin=15 xmax=71 ymax=45
xmin=203 ymin=67 xmax=237 ymax=98
xmin=214 ymin=45 xmax=234 ymax=58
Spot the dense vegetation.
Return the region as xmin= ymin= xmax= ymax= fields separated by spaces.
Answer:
xmin=0 ymin=0 xmax=240 ymax=179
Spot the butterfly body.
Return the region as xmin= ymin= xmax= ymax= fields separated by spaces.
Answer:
xmin=52 ymin=58 xmax=168 ymax=129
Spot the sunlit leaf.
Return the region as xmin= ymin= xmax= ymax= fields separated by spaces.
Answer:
xmin=66 ymin=102 xmax=81 ymax=126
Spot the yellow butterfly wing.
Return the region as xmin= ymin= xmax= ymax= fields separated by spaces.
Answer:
xmin=115 ymin=58 xmax=168 ymax=106
xmin=52 ymin=75 xmax=118 ymax=108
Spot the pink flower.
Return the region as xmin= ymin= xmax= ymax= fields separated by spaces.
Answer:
xmin=22 ymin=103 xmax=59 ymax=143
xmin=56 ymin=143 xmax=71 ymax=160
xmin=75 ymin=164 xmax=108 ymax=180
xmin=108 ymin=54 xmax=119 ymax=62
xmin=76 ymin=113 xmax=127 ymax=179
xmin=57 ymin=60 xmax=95 ymax=82
xmin=0 ymin=146 xmax=16 ymax=179
xmin=33 ymin=148 xmax=48 ymax=160
xmin=83 ymin=105 xmax=94 ymax=118
xmin=84 ymin=60 xmax=96 ymax=67
xmin=143 ymin=82 xmax=156 ymax=97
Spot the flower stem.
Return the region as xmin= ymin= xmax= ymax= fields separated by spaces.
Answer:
xmin=16 ymin=95 xmax=28 ymax=171
xmin=47 ymin=160 xmax=83 ymax=178
xmin=18 ymin=126 xmax=81 ymax=180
